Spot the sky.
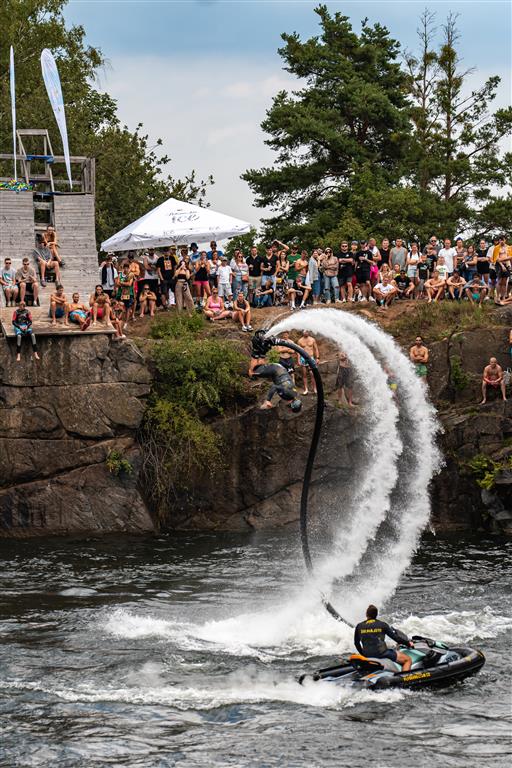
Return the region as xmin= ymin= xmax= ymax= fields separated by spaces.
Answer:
xmin=64 ymin=1 xmax=512 ymax=228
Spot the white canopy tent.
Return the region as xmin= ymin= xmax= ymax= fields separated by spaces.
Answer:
xmin=101 ymin=198 xmax=252 ymax=252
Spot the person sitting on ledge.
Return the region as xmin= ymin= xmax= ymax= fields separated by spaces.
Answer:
xmin=49 ymin=284 xmax=68 ymax=325
xmin=89 ymin=284 xmax=112 ymax=327
xmin=12 ymin=301 xmax=39 ymax=362
xmin=34 ymin=233 xmax=61 ymax=286
xmin=231 ymin=291 xmax=252 ymax=331
xmin=42 ymin=225 xmax=61 ymax=263
xmin=16 ymin=258 xmax=39 ymax=306
xmin=0 ymin=257 xmax=18 ymax=307
xmin=480 ymin=357 xmax=507 ymax=404
xmin=138 ymin=283 xmax=157 ymax=318
xmin=446 ymin=270 xmax=465 ymax=301
xmin=464 ymin=275 xmax=488 ymax=306
xmin=204 ymin=287 xmax=231 ymax=322
xmin=68 ymin=292 xmax=91 ymax=331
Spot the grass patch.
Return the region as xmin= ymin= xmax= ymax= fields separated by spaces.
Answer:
xmin=387 ymin=302 xmax=498 ymax=342
xmin=106 ymin=449 xmax=133 ymax=477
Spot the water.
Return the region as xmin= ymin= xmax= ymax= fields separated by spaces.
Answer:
xmin=0 ymin=532 xmax=510 ymax=767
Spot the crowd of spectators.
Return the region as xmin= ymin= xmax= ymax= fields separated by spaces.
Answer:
xmin=93 ymin=234 xmax=512 ymax=326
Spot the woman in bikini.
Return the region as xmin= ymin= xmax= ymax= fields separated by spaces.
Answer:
xmin=204 ymin=287 xmax=231 ymax=322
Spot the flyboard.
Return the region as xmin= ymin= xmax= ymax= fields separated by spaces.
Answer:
xmin=251 ymin=330 xmax=485 ymax=690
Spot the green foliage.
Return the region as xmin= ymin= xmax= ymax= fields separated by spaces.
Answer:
xmin=106 ymin=449 xmax=133 ymax=477
xmin=243 ymin=5 xmax=411 ymax=245
xmin=245 ymin=5 xmax=511 ymax=243
xmin=223 ymin=228 xmax=261 ymax=259
xmin=449 ymin=355 xmax=470 ymax=391
xmin=386 ymin=301 xmax=496 ymax=342
xmin=0 ymin=1 xmax=213 ymax=246
xmin=149 ymin=311 xmax=205 ymax=340
xmin=467 ymin=453 xmax=512 ymax=490
xmin=140 ymin=321 xmax=249 ymax=512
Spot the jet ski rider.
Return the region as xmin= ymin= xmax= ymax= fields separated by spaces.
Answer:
xmin=354 ymin=605 xmax=413 ymax=671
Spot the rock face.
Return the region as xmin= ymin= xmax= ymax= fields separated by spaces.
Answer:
xmin=0 ymin=335 xmax=155 ymax=537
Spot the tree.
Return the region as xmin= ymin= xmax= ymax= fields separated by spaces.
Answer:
xmin=405 ymin=11 xmax=512 ymax=237
xmin=0 ymin=0 xmax=212 ymax=245
xmin=243 ymin=5 xmax=411 ymax=245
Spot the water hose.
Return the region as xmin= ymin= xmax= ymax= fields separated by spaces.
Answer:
xmin=253 ymin=331 xmax=353 ymax=629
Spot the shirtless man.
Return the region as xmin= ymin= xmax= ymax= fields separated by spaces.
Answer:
xmin=67 ymin=292 xmax=91 ymax=331
xmin=49 ymin=284 xmax=68 ymax=325
xmin=409 ymin=336 xmax=429 ymax=377
xmin=275 ymin=331 xmax=296 ymax=382
xmin=446 ymin=270 xmax=465 ymax=301
xmin=425 ymin=270 xmax=445 ymax=303
xmin=298 ymin=330 xmax=320 ymax=395
xmin=480 ymin=357 xmax=507 ymax=404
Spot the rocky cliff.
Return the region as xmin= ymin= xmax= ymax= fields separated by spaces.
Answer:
xmin=2 ymin=315 xmax=511 ymax=539
xmin=0 ymin=335 xmax=155 ymax=537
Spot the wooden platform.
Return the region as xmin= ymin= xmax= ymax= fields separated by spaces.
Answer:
xmin=0 ymin=307 xmax=115 ymax=338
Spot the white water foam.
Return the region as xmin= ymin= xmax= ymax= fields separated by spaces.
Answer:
xmin=271 ymin=312 xmax=404 ymax=601
xmin=271 ymin=308 xmax=442 ymax=616
xmin=103 ymin=606 xmax=510 ymax=661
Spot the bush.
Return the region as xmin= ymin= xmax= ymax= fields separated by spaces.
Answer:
xmin=467 ymin=453 xmax=512 ymax=490
xmin=450 ymin=355 xmax=470 ymax=391
xmin=140 ymin=321 xmax=250 ymax=516
xmin=106 ymin=449 xmax=133 ymax=477
xmin=150 ymin=312 xmax=205 ymax=339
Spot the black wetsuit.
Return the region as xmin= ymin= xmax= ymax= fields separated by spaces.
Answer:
xmin=354 ymin=619 xmax=409 ymax=658
xmin=253 ymin=363 xmax=297 ymax=402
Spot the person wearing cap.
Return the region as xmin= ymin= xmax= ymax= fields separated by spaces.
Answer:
xmin=189 ymin=243 xmax=200 ymax=262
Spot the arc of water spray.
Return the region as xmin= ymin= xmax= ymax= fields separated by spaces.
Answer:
xmin=270 ymin=309 xmax=440 ymax=621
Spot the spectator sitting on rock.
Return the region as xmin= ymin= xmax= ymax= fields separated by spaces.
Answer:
xmin=446 ymin=270 xmax=465 ymax=300
xmin=287 ymin=274 xmax=311 ymax=309
xmin=49 ymin=284 xmax=68 ymax=325
xmin=297 ymin=330 xmax=320 ymax=395
xmin=373 ymin=274 xmax=397 ymax=307
xmin=138 ymin=283 xmax=157 ymax=318
xmin=231 ymin=291 xmax=252 ymax=331
xmin=89 ymin=285 xmax=112 ymax=326
xmin=34 ymin=233 xmax=61 ymax=286
xmin=425 ymin=270 xmax=445 ymax=303
xmin=464 ymin=275 xmax=488 ymax=306
xmin=68 ymin=292 xmax=91 ymax=331
xmin=480 ymin=357 xmax=507 ymax=404
xmin=409 ymin=336 xmax=429 ymax=377
xmin=394 ymin=269 xmax=414 ymax=300
xmin=12 ymin=301 xmax=39 ymax=362
xmin=16 ymin=258 xmax=39 ymax=305
xmin=204 ymin=287 xmax=231 ymax=322
xmin=0 ymin=257 xmax=18 ymax=306
xmin=255 ymin=282 xmax=274 ymax=308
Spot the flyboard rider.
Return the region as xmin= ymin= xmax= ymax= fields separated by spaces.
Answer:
xmin=354 ymin=604 xmax=413 ymax=671
xmin=249 ymin=330 xmax=302 ymax=412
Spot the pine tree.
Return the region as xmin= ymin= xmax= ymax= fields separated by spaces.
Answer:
xmin=242 ymin=5 xmax=411 ymax=244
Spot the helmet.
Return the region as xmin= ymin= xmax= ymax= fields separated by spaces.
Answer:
xmin=290 ymin=398 xmax=302 ymax=413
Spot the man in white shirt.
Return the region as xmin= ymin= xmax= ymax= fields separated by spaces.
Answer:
xmin=438 ymin=238 xmax=457 ymax=274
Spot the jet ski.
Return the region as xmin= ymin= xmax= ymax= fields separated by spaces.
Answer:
xmin=299 ymin=635 xmax=485 ymax=690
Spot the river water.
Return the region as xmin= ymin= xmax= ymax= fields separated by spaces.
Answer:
xmin=0 ymin=531 xmax=510 ymax=768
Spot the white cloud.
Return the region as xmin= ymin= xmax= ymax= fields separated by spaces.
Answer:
xmin=98 ymin=55 xmax=295 ymax=227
